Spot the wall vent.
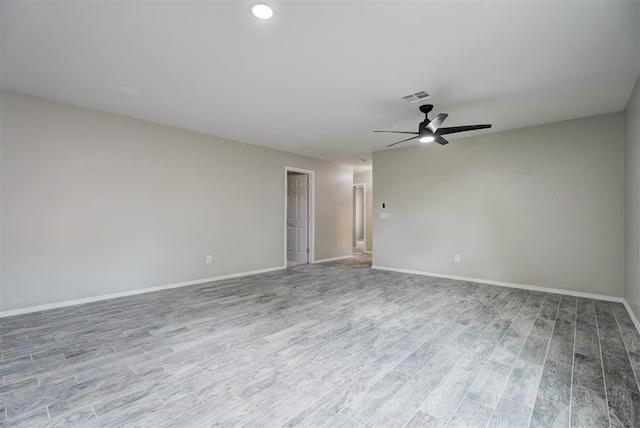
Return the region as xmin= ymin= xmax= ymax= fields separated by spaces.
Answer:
xmin=402 ymin=90 xmax=432 ymax=103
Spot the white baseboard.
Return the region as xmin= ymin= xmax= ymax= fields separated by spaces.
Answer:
xmin=313 ymin=255 xmax=353 ymax=264
xmin=0 ymin=265 xmax=286 ymax=318
xmin=372 ymin=265 xmax=625 ymax=303
xmin=364 ymin=251 xmax=373 ymax=254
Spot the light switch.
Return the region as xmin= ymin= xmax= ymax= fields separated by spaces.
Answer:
xmin=380 ymin=212 xmax=389 ymax=219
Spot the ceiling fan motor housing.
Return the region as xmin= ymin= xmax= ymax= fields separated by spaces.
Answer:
xmin=419 ymin=104 xmax=434 ymax=115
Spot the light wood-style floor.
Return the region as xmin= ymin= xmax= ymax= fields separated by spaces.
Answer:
xmin=1 ymin=253 xmax=639 ymax=427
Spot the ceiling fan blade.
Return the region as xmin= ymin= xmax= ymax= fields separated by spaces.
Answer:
xmin=373 ymin=131 xmax=419 ymax=135
xmin=387 ymin=136 xmax=419 ymax=147
xmin=436 ymin=124 xmax=492 ymax=135
xmin=426 ymin=113 xmax=449 ymax=133
xmin=434 ymin=135 xmax=450 ymax=145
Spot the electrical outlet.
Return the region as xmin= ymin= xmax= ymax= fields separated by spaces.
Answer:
xmin=206 ymin=255 xmax=212 ymax=264
xmin=454 ymin=254 xmax=460 ymax=262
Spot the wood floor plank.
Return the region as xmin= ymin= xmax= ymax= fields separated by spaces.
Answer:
xmin=601 ymin=352 xmax=640 ymax=427
xmin=0 ymin=406 xmax=50 ymax=427
xmin=340 ymin=370 xmax=410 ymax=425
xmin=530 ymin=397 xmax=569 ymax=428
xmin=537 ymin=359 xmax=572 ymax=405
xmin=611 ymin=303 xmax=640 ymax=354
xmin=362 ymin=412 xmax=402 ymax=428
xmin=466 ymin=361 xmax=512 ymax=409
xmin=486 ymin=398 xmax=531 ymax=428
xmin=378 ymin=366 xmax=445 ymax=425
xmin=282 ymin=379 xmax=368 ymax=428
xmin=421 ymin=366 xmax=478 ymax=421
xmin=572 ymin=352 xmax=605 ymax=395
xmin=447 ymin=398 xmax=493 ymax=428
xmin=156 ymin=392 xmax=242 ymax=428
xmin=404 ymin=410 xmax=447 ymax=428
xmin=323 ymin=412 xmax=359 ymax=428
xmin=595 ymin=301 xmax=628 ymax=357
xmin=239 ymin=380 xmax=331 ymax=427
xmin=571 ymin=386 xmax=609 ymax=427
xmin=501 ymin=360 xmax=543 ymax=408
xmin=546 ymin=334 xmax=575 ymax=366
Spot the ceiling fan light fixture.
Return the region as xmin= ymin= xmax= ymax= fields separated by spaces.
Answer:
xmin=419 ymin=135 xmax=435 ymax=143
xmin=250 ymin=3 xmax=274 ymax=19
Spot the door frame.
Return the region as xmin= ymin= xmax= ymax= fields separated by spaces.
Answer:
xmin=353 ymin=182 xmax=366 ymax=251
xmin=284 ymin=166 xmax=315 ymax=266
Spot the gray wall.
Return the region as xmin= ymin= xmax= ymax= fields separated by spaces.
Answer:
xmin=373 ymin=113 xmax=625 ymax=297
xmin=625 ymin=75 xmax=640 ymax=320
xmin=354 ymin=170 xmax=372 ymax=252
xmin=0 ymin=91 xmax=353 ymax=311
xmin=355 ymin=187 xmax=364 ymax=240
xmin=0 ymin=89 xmax=3 ymax=311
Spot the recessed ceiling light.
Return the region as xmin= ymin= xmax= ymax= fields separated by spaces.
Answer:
xmin=419 ymin=135 xmax=435 ymax=143
xmin=251 ymin=3 xmax=274 ymax=20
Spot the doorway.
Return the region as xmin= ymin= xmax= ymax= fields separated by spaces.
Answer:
xmin=285 ymin=167 xmax=315 ymax=267
xmin=353 ymin=183 xmax=366 ymax=252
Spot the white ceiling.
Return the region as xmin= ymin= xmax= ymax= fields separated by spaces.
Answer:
xmin=2 ymin=1 xmax=639 ymax=167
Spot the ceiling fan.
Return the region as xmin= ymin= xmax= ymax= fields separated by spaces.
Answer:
xmin=374 ymin=104 xmax=492 ymax=147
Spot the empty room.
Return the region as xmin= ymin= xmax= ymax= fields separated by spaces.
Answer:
xmin=1 ymin=1 xmax=640 ymax=427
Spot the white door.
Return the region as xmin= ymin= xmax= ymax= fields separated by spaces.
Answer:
xmin=287 ymin=173 xmax=309 ymax=263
